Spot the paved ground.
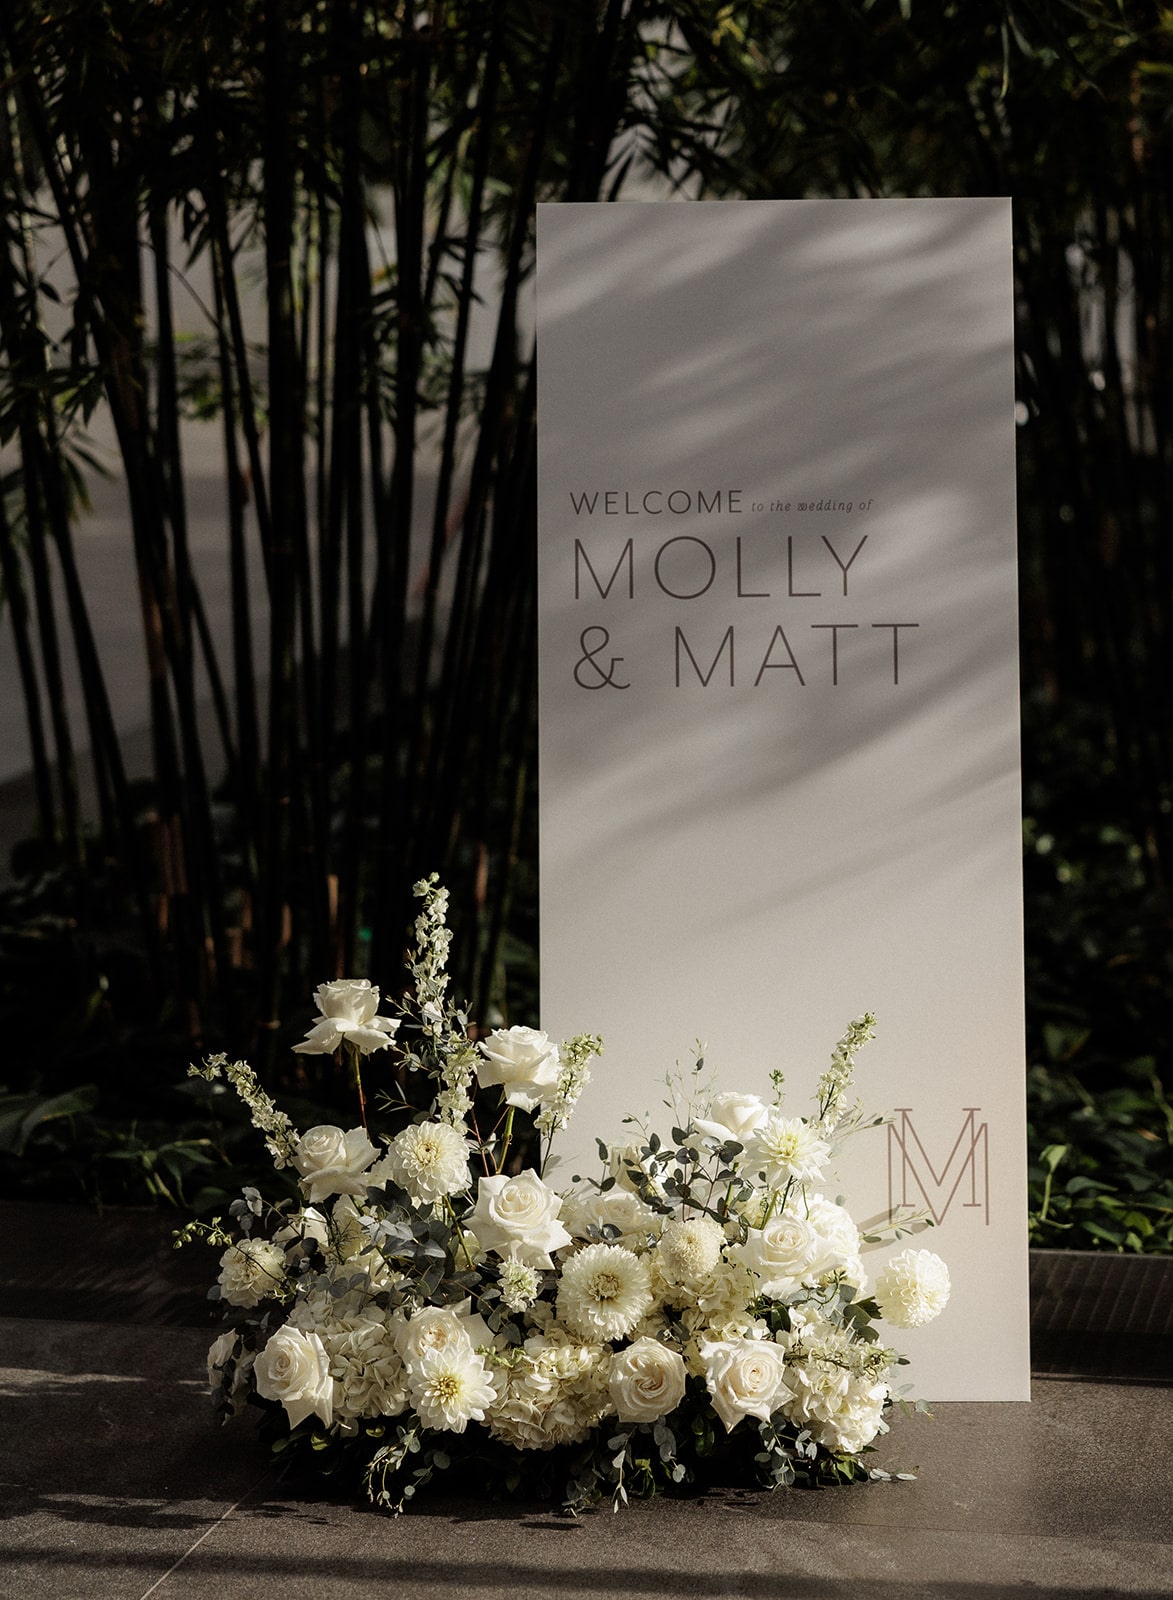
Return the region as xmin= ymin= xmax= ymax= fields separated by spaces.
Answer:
xmin=2 ymin=1225 xmax=1172 ymax=1600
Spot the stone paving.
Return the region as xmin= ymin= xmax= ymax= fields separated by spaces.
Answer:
xmin=1 ymin=1212 xmax=1171 ymax=1600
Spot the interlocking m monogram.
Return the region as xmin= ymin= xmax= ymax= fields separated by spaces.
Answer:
xmin=887 ymin=1108 xmax=990 ymax=1226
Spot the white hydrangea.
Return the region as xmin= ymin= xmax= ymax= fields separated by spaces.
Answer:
xmin=486 ymin=1331 xmax=612 ymax=1450
xmin=372 ymin=1120 xmax=472 ymax=1205
xmin=557 ymin=1243 xmax=654 ymax=1343
xmin=874 ymin=1248 xmax=951 ymax=1328
xmin=779 ymin=1318 xmax=892 ymax=1454
xmin=294 ymin=1306 xmax=410 ymax=1422
xmin=217 ymin=1237 xmax=286 ymax=1308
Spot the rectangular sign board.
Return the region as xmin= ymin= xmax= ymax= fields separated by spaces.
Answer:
xmin=536 ymin=199 xmax=1029 ymax=1400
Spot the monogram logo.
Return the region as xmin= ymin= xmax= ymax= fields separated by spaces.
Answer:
xmin=887 ymin=1107 xmax=989 ymax=1226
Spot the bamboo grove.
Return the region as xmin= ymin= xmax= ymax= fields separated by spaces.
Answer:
xmin=1 ymin=1 xmax=1171 ymax=1087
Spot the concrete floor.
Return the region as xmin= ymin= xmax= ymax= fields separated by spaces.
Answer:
xmin=2 ymin=1305 xmax=1171 ymax=1600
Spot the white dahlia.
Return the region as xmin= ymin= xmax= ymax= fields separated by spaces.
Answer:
xmin=409 ymin=1344 xmax=497 ymax=1433
xmin=373 ymin=1119 xmax=472 ymax=1205
xmin=656 ymin=1216 xmax=726 ymax=1287
xmin=874 ymin=1248 xmax=951 ymax=1328
xmin=745 ymin=1113 xmax=830 ymax=1188
xmin=557 ymin=1242 xmax=654 ymax=1342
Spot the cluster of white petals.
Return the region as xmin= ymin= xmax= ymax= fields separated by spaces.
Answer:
xmin=253 ymin=1326 xmax=334 ymax=1430
xmin=372 ymin=1120 xmax=472 ymax=1205
xmin=656 ymin=1216 xmax=725 ymax=1287
xmin=745 ymin=1113 xmax=831 ymax=1188
xmin=476 ymin=1025 xmax=561 ymax=1111
xmin=779 ymin=1316 xmax=892 ymax=1454
xmin=293 ymin=979 xmax=400 ymax=1057
xmin=292 ymin=1124 xmax=380 ymax=1205
xmin=486 ymin=1329 xmax=612 ymax=1450
xmin=874 ymin=1248 xmax=952 ymax=1328
xmin=557 ymin=1242 xmax=654 ymax=1342
xmin=217 ymin=1238 xmax=286 ymax=1308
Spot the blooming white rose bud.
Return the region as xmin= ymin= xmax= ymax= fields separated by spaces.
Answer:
xmin=253 ymin=1326 xmax=334 ymax=1430
xmin=293 ymin=978 xmax=400 ymax=1056
xmin=874 ymin=1248 xmax=951 ymax=1328
xmin=392 ymin=1300 xmax=492 ymax=1376
xmin=699 ymin=1336 xmax=791 ymax=1433
xmin=476 ymin=1025 xmax=561 ymax=1111
xmin=561 ymin=1186 xmax=658 ymax=1244
xmin=207 ymin=1331 xmax=255 ymax=1413
xmin=732 ymin=1213 xmax=825 ymax=1297
xmin=466 ymin=1170 xmax=572 ymax=1267
xmin=693 ymin=1091 xmax=769 ymax=1144
xmin=293 ymin=1124 xmax=379 ymax=1204
xmin=607 ymin=1337 xmax=687 ymax=1424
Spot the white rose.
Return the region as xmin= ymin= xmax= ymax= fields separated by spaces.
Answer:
xmin=254 ymin=1326 xmax=334 ymax=1430
xmin=561 ymin=1186 xmax=658 ymax=1243
xmin=608 ymin=1337 xmax=687 ymax=1423
xmin=476 ymin=1025 xmax=561 ymax=1110
xmin=733 ymin=1213 xmax=825 ymax=1297
xmin=207 ymin=1331 xmax=255 ymax=1413
xmin=466 ymin=1171 xmax=572 ymax=1267
xmin=699 ymin=1336 xmax=791 ymax=1432
xmin=293 ymin=978 xmax=400 ymax=1056
xmin=693 ymin=1091 xmax=769 ymax=1144
xmin=293 ymin=1124 xmax=379 ymax=1204
xmin=392 ymin=1300 xmax=493 ymax=1376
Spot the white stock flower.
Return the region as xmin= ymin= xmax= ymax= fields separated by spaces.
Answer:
xmin=476 ymin=1025 xmax=561 ymax=1110
xmin=254 ymin=1326 xmax=334 ymax=1430
xmin=217 ymin=1238 xmax=286 ymax=1308
xmin=557 ymin=1242 xmax=654 ymax=1342
xmin=693 ymin=1091 xmax=769 ymax=1145
xmin=656 ymin=1216 xmax=726 ymax=1287
xmin=699 ymin=1336 xmax=791 ymax=1433
xmin=409 ymin=1344 xmax=497 ymax=1433
xmin=746 ymin=1114 xmax=830 ymax=1188
xmin=292 ymin=1124 xmax=379 ymax=1204
xmin=874 ymin=1249 xmax=951 ymax=1328
xmin=499 ymin=1249 xmax=542 ymax=1313
xmin=373 ymin=1120 xmax=472 ymax=1205
xmin=293 ymin=978 xmax=400 ymax=1056
xmin=466 ymin=1171 xmax=572 ymax=1268
xmin=733 ymin=1212 xmax=825 ymax=1297
xmin=607 ymin=1337 xmax=687 ymax=1424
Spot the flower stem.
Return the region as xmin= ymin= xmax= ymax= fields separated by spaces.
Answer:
xmin=347 ymin=1040 xmax=369 ymax=1131
xmin=497 ymin=1104 xmax=516 ymax=1173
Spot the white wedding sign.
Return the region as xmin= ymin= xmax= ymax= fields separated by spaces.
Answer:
xmin=535 ymin=198 xmax=1029 ymax=1400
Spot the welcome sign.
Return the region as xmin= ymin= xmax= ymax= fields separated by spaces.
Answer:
xmin=536 ymin=199 xmax=1029 ymax=1400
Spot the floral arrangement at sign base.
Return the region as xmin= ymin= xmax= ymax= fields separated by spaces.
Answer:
xmin=185 ymin=875 xmax=950 ymax=1513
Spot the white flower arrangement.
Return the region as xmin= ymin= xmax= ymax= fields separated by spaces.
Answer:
xmin=188 ymin=874 xmax=948 ymax=1512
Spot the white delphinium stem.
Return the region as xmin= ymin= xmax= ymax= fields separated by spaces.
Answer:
xmin=536 ymin=1033 xmax=603 ymax=1171
xmin=409 ymin=874 xmax=479 ymax=1127
xmin=190 ymin=1054 xmax=300 ymax=1169
xmin=814 ymin=1012 xmax=877 ymax=1135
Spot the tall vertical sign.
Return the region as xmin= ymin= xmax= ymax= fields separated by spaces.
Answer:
xmin=536 ymin=200 xmax=1028 ymax=1400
